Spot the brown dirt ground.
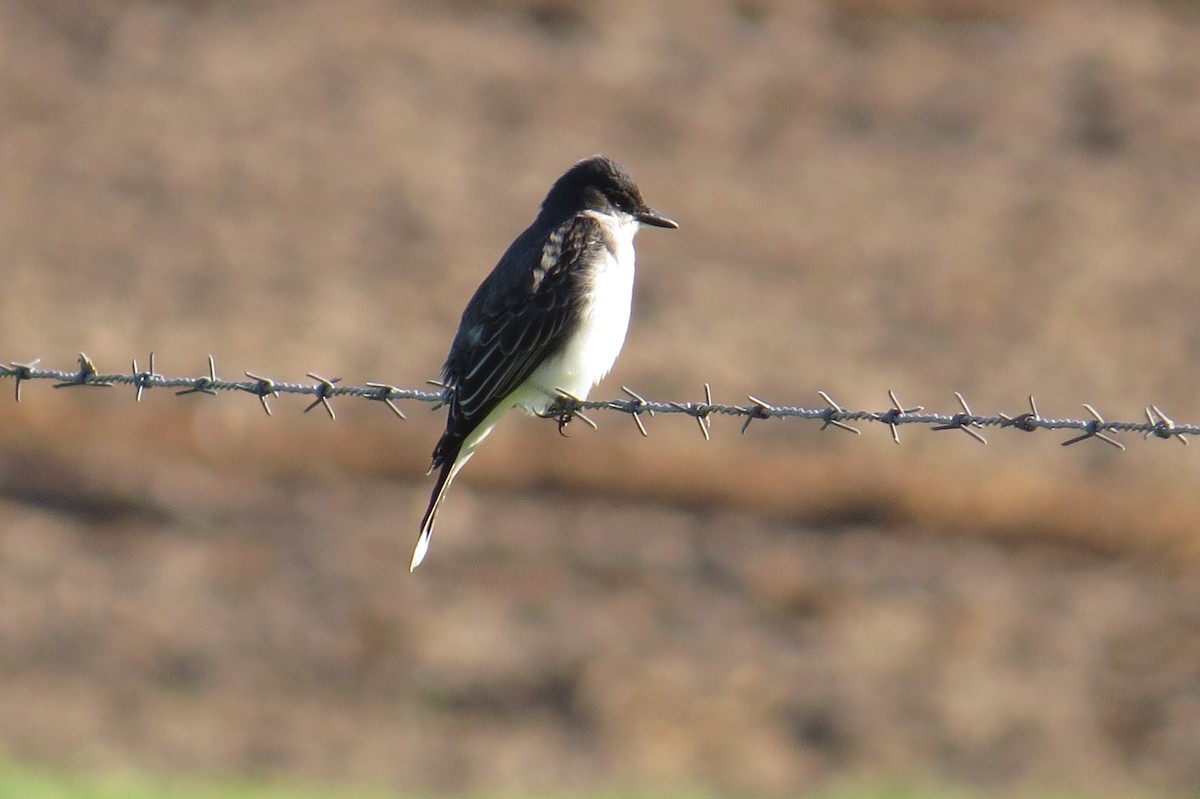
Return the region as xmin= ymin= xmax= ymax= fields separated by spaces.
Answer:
xmin=3 ymin=0 xmax=1200 ymax=796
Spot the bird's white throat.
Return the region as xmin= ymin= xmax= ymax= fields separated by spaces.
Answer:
xmin=521 ymin=209 xmax=639 ymax=410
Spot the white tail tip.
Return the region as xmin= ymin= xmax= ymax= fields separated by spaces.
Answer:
xmin=410 ymin=529 xmax=432 ymax=572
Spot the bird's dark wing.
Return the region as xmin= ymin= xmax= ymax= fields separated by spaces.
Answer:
xmin=431 ymin=213 xmax=605 ymax=466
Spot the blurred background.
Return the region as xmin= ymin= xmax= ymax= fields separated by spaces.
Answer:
xmin=3 ymin=0 xmax=1200 ymax=796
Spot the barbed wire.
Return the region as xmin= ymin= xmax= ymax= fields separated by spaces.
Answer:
xmin=2 ymin=351 xmax=1195 ymax=450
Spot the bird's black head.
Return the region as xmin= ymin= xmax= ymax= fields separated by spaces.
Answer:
xmin=539 ymin=154 xmax=678 ymax=229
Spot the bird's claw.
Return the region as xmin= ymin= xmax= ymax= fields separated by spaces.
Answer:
xmin=538 ymin=399 xmax=575 ymax=436
xmin=540 ymin=392 xmax=596 ymax=436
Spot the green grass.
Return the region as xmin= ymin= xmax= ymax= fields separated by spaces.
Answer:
xmin=0 ymin=760 xmax=390 ymax=799
xmin=0 ymin=760 xmax=1141 ymax=799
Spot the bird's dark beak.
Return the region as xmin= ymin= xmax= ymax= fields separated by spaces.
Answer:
xmin=637 ymin=208 xmax=679 ymax=229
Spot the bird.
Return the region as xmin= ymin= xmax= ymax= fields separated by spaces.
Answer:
xmin=412 ymin=154 xmax=678 ymax=570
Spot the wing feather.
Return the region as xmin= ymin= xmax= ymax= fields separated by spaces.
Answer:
xmin=433 ymin=214 xmax=604 ymax=461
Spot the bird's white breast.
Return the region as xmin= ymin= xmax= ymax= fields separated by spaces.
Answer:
xmin=520 ymin=211 xmax=639 ymax=411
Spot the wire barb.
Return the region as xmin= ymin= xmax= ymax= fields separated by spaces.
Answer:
xmin=303 ymin=372 xmax=340 ymax=420
xmin=243 ymin=371 xmax=279 ymax=417
xmin=999 ymin=395 xmax=1042 ymax=432
xmin=1061 ymin=404 xmax=1125 ymax=451
xmin=131 ymin=351 xmax=159 ymax=402
xmin=741 ymin=395 xmax=774 ymax=434
xmin=931 ymin=391 xmax=987 ymax=444
xmin=669 ymin=383 xmax=716 ymax=441
xmin=878 ymin=389 xmax=924 ymax=444
xmin=617 ymin=385 xmax=653 ymax=438
xmin=3 ymin=358 xmax=41 ymax=402
xmin=817 ymin=390 xmax=861 ymax=436
xmin=1144 ymin=404 xmax=1187 ymax=446
xmin=176 ymin=355 xmax=219 ymax=396
xmin=4 ymin=353 xmax=1199 ymax=451
xmin=425 ymin=379 xmax=449 ymax=412
xmin=365 ymin=383 xmax=408 ymax=420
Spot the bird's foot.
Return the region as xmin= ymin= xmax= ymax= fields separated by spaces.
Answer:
xmin=540 ymin=391 xmax=597 ymax=437
xmin=539 ymin=398 xmax=576 ymax=436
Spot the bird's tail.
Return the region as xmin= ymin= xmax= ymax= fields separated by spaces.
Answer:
xmin=412 ymin=435 xmax=469 ymax=571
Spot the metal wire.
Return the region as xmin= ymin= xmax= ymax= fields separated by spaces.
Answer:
xmin=2 ymin=352 xmax=1195 ymax=449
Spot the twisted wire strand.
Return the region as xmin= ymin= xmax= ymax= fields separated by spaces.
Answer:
xmin=2 ymin=352 xmax=1195 ymax=449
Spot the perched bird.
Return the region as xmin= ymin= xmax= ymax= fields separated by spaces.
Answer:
xmin=413 ymin=154 xmax=677 ymax=570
